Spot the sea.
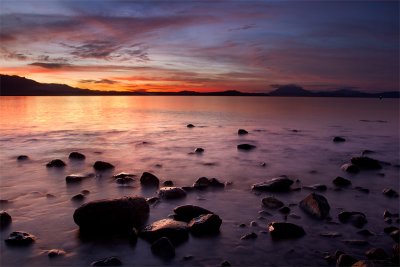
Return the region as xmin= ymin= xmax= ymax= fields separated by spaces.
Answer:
xmin=0 ymin=96 xmax=399 ymax=266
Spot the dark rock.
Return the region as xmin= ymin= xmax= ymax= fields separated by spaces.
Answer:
xmin=46 ymin=193 xmax=56 ymax=198
xmin=81 ymin=190 xmax=90 ymax=195
xmin=262 ymin=197 xmax=284 ymax=209
xmin=221 ymin=260 xmax=231 ymax=266
xmin=140 ymin=219 xmax=189 ymax=245
xmin=250 ymin=221 xmax=258 ymax=227
xmin=4 ymin=231 xmax=35 ymax=246
xmin=46 ymin=159 xmax=66 ymax=168
xmin=338 ymin=211 xmax=367 ymax=228
xmin=17 ymin=155 xmax=29 ymax=160
xmin=384 ymin=217 xmax=392 ymax=224
xmin=279 ymin=206 xmax=291 ymax=214
xmin=91 ymin=256 xmax=122 ymax=266
xmin=183 ymin=255 xmax=193 ymax=261
xmin=238 ymin=129 xmax=249 ymax=135
xmin=187 ymin=124 xmax=195 ymax=128
xmin=304 ymin=184 xmax=327 ymax=191
xmin=384 ymin=226 xmax=398 ymax=234
xmin=365 ymin=248 xmax=388 ymax=260
xmin=336 ymin=254 xmax=357 ymax=266
xmin=341 ymin=164 xmax=360 ymax=174
xmin=140 ymin=172 xmax=160 ymax=187
xmin=237 ymin=144 xmax=256 ymax=150
xmin=268 ymin=222 xmax=305 ymax=239
xmin=113 ymin=172 xmax=135 ymax=179
xmin=193 ymin=177 xmax=209 ymax=189
xmin=333 ymin=177 xmax=352 ymax=186
xmin=299 ymin=193 xmax=330 ymax=219
xmin=163 ymin=180 xmax=174 ymax=186
xmin=319 ymin=232 xmax=342 ymax=238
xmin=69 ymin=152 xmax=85 ymax=160
xmin=146 ymin=197 xmax=160 ymax=205
xmin=241 ymin=232 xmax=257 ymax=240
xmin=73 ymin=197 xmax=149 ymax=234
xmin=66 ymin=174 xmax=86 ymax=183
xmin=351 ymin=156 xmax=382 ymax=170
xmin=71 ymin=194 xmax=85 ymax=201
xmin=0 ymin=211 xmax=12 ymax=228
xmin=151 ymin=237 xmax=175 ymax=259
xmin=333 ymin=136 xmax=346 ymax=142
xmin=335 ymin=250 xmax=345 ymax=259
xmin=93 ymin=161 xmax=114 ymax=171
xmin=194 ymin=148 xmax=204 ymax=153
xmin=239 ymin=223 xmax=246 ymax=228
xmin=341 ymin=240 xmax=369 ymax=246
xmin=48 ymin=249 xmax=66 ymax=258
xmin=158 ymin=187 xmax=186 ymax=199
xmin=209 ymin=178 xmax=225 ymax=188
xmin=188 ymin=214 xmax=222 ymax=235
xmin=393 ymin=244 xmax=399 ymax=264
xmin=252 ymin=176 xmax=294 ymax=192
xmin=357 ymin=229 xmax=375 ymax=236
xmin=390 ymin=230 xmax=399 ymax=242
xmin=173 ymin=205 xmax=212 ymax=222
xmin=354 ymin=187 xmax=369 ymax=194
xmin=382 ymin=188 xmax=399 ymax=198
xmin=116 ymin=177 xmax=134 ymax=184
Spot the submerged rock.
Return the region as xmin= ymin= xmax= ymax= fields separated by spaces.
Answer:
xmin=163 ymin=180 xmax=174 ymax=186
xmin=66 ymin=174 xmax=87 ymax=184
xmin=365 ymin=248 xmax=388 ymax=260
xmin=46 ymin=159 xmax=66 ymax=168
xmin=268 ymin=222 xmax=305 ymax=239
xmin=187 ymin=124 xmax=195 ymax=128
xmin=73 ymin=197 xmax=149 ymax=234
xmin=351 ymin=156 xmax=382 ymax=170
xmin=241 ymin=232 xmax=257 ymax=240
xmin=299 ymin=193 xmax=330 ymax=219
xmin=357 ymin=229 xmax=375 ymax=236
xmin=382 ymin=188 xmax=399 ymax=198
xmin=262 ymin=197 xmax=284 ymax=209
xmin=140 ymin=172 xmax=160 ymax=187
xmin=68 ymin=152 xmax=85 ymax=160
xmin=17 ymin=155 xmax=29 ymax=161
xmin=173 ymin=205 xmax=212 ymax=222
xmin=158 ymin=187 xmax=187 ymax=199
xmin=48 ymin=249 xmax=66 ymax=258
xmin=140 ymin=219 xmax=189 ymax=245
xmin=333 ymin=136 xmax=346 ymax=142
xmin=4 ymin=231 xmax=36 ymax=246
xmin=0 ymin=211 xmax=12 ymax=228
xmin=193 ymin=177 xmax=224 ymax=189
xmin=221 ymin=260 xmax=231 ymax=266
xmin=338 ymin=211 xmax=367 ymax=228
xmin=113 ymin=172 xmax=135 ymax=179
xmin=151 ymin=237 xmax=175 ymax=259
xmin=93 ymin=161 xmax=114 ymax=171
xmin=390 ymin=230 xmax=399 ymax=242
xmin=71 ymin=194 xmax=85 ymax=201
xmin=304 ymin=184 xmax=327 ymax=191
xmin=188 ymin=214 xmax=222 ymax=235
xmin=341 ymin=163 xmax=360 ymax=174
xmin=252 ymin=176 xmax=294 ymax=192
xmin=91 ymin=257 xmax=122 ymax=266
xmin=238 ymin=129 xmax=249 ymax=135
xmin=237 ymin=144 xmax=256 ymax=150
xmin=336 ymin=254 xmax=357 ymax=267
xmin=194 ymin=148 xmax=204 ymax=153
xmin=333 ymin=176 xmax=352 ymax=186
xmin=279 ymin=206 xmax=291 ymax=215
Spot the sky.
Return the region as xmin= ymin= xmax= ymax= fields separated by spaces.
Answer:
xmin=0 ymin=0 xmax=398 ymax=93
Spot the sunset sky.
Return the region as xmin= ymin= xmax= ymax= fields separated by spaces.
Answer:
xmin=0 ymin=0 xmax=398 ymax=93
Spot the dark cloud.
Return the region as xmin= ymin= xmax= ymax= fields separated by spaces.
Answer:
xmin=29 ymin=62 xmax=71 ymax=69
xmin=228 ymin=24 xmax=256 ymax=31
xmin=80 ymin=79 xmax=117 ymax=84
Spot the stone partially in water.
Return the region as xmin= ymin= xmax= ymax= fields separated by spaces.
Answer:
xmin=365 ymin=248 xmax=388 ymax=260
xmin=262 ymin=197 xmax=284 ymax=209
xmin=68 ymin=152 xmax=85 ymax=160
xmin=0 ymin=211 xmax=12 ymax=228
xmin=4 ymin=231 xmax=36 ymax=246
xmin=93 ymin=161 xmax=114 ymax=171
xmin=238 ymin=129 xmax=249 ymax=135
xmin=188 ymin=214 xmax=222 ymax=236
xmin=333 ymin=176 xmax=352 ymax=187
xmin=193 ymin=177 xmax=224 ymax=189
xmin=151 ymin=237 xmax=175 ymax=259
xmin=46 ymin=159 xmax=66 ymax=168
xmin=66 ymin=174 xmax=87 ymax=184
xmin=268 ymin=222 xmax=305 ymax=239
xmin=241 ymin=232 xmax=257 ymax=240
xmin=252 ymin=176 xmax=294 ymax=192
xmin=158 ymin=187 xmax=187 ymax=199
xmin=351 ymin=156 xmax=382 ymax=170
xmin=17 ymin=155 xmax=29 ymax=161
xmin=194 ymin=148 xmax=204 ymax=153
xmin=140 ymin=219 xmax=189 ymax=245
xmin=187 ymin=124 xmax=195 ymax=128
xmin=299 ymin=193 xmax=330 ymax=219
xmin=48 ymin=249 xmax=66 ymax=258
xmin=336 ymin=254 xmax=357 ymax=267
xmin=338 ymin=211 xmax=367 ymax=228
xmin=237 ymin=144 xmax=256 ymax=150
xmin=71 ymin=194 xmax=85 ymax=201
xmin=173 ymin=205 xmax=212 ymax=222
xmin=140 ymin=172 xmax=160 ymax=187
xmin=91 ymin=257 xmax=122 ymax=266
xmin=333 ymin=136 xmax=346 ymax=142
xmin=341 ymin=163 xmax=360 ymax=174
xmin=382 ymin=188 xmax=399 ymax=198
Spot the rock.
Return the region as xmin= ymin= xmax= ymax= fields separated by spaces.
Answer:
xmin=393 ymin=244 xmax=399 ymax=264
xmin=279 ymin=206 xmax=291 ymax=214
xmin=113 ymin=172 xmax=135 ymax=179
xmin=333 ymin=177 xmax=352 ymax=186
xmin=252 ymin=176 xmax=294 ymax=192
xmin=250 ymin=221 xmax=258 ymax=227
xmin=183 ymin=255 xmax=193 ymax=261
xmin=221 ymin=260 xmax=231 ymax=266
xmin=116 ymin=177 xmax=134 ymax=184
xmin=73 ymin=197 xmax=149 ymax=234
xmin=187 ymin=124 xmax=195 ymax=128
xmin=382 ymin=188 xmax=399 ymax=198
xmin=354 ymin=186 xmax=369 ymax=194
xmin=140 ymin=172 xmax=160 ymax=187
xmin=357 ymin=229 xmax=375 ymax=236
xmin=71 ymin=194 xmax=85 ymax=201
xmin=262 ymin=197 xmax=284 ymax=209
xmin=140 ymin=219 xmax=189 ymax=245
xmin=66 ymin=174 xmax=87 ymax=184
xmin=351 ymin=157 xmax=382 ymax=170
xmin=81 ymin=190 xmax=90 ymax=195
xmin=239 ymin=223 xmax=246 ymax=228
xmin=333 ymin=136 xmax=346 ymax=142
xmin=209 ymin=178 xmax=225 ymax=188
xmin=91 ymin=257 xmax=122 ymax=266
xmin=173 ymin=205 xmax=212 ymax=222
xmin=4 ymin=231 xmax=35 ymax=246
xmin=237 ymin=144 xmax=256 ymax=150
xmin=238 ymin=129 xmax=249 ymax=135
xmin=365 ymin=248 xmax=388 ymax=260
xmin=241 ymin=232 xmax=257 ymax=240
xmin=193 ymin=177 xmax=224 ymax=189
xmin=163 ymin=180 xmax=174 ymax=186
xmin=384 ymin=226 xmax=398 ymax=234
xmin=351 ymin=260 xmax=379 ymax=267
xmin=390 ymin=230 xmax=399 ymax=242
xmin=384 ymin=217 xmax=392 ymax=224
xmin=268 ymin=222 xmax=305 ymax=239
xmin=158 ymin=187 xmax=186 ymax=199
xmin=336 ymin=254 xmax=357 ymax=266
xmin=46 ymin=159 xmax=66 ymax=168
xmin=341 ymin=240 xmax=369 ymax=246
xmin=194 ymin=148 xmax=204 ymax=153
xmin=17 ymin=155 xmax=29 ymax=160
xmin=93 ymin=161 xmax=114 ymax=171
xmin=48 ymin=249 xmax=66 ymax=258
xmin=299 ymin=193 xmax=330 ymax=219
xmin=151 ymin=237 xmax=175 ymax=259
xmin=188 ymin=214 xmax=222 ymax=235
xmin=341 ymin=164 xmax=360 ymax=174
xmin=0 ymin=211 xmax=12 ymax=228
xmin=146 ymin=197 xmax=160 ymax=205
xmin=128 ymin=228 xmax=138 ymax=245
xmin=68 ymin=152 xmax=85 ymax=160
xmin=319 ymin=232 xmax=342 ymax=238
xmin=304 ymin=184 xmax=327 ymax=191
xmin=338 ymin=211 xmax=367 ymax=228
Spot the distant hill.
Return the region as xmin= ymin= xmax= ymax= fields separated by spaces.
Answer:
xmin=269 ymin=85 xmax=313 ymax=96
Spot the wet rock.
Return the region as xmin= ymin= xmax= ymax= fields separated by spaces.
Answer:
xmin=183 ymin=255 xmax=193 ymax=261
xmin=116 ymin=177 xmax=134 ymax=184
xmin=351 ymin=156 xmax=382 ymax=170
xmin=336 ymin=254 xmax=357 ymax=266
xmin=390 ymin=230 xmax=399 ymax=242
xmin=128 ymin=228 xmax=138 ymax=245
xmin=341 ymin=164 xmax=360 ymax=174
xmin=238 ymin=129 xmax=249 ymax=135
xmin=17 ymin=155 xmax=29 ymax=161
xmin=194 ymin=148 xmax=204 ymax=153
xmin=46 ymin=159 xmax=66 ymax=168
xmin=384 ymin=226 xmax=398 ymax=234
xmin=393 ymin=244 xmax=399 ymax=264
xmin=0 ymin=211 xmax=12 ymax=228
xmin=113 ymin=172 xmax=135 ymax=179
xmin=319 ymin=232 xmax=342 ymax=238
xmin=357 ymin=229 xmax=375 ymax=236
xmin=338 ymin=211 xmax=367 ymax=228
xmin=163 ymin=180 xmax=173 ymax=186
xmin=4 ymin=231 xmax=35 ymax=246
xmin=140 ymin=172 xmax=160 ymax=187
xmin=193 ymin=177 xmax=224 ymax=189
xmin=140 ymin=219 xmax=189 ymax=245
xmin=279 ymin=206 xmax=291 ymax=215
xmin=365 ymin=248 xmax=388 ymax=260
xmin=333 ymin=136 xmax=346 ymax=142
xmin=250 ymin=221 xmax=258 ymax=227
xmin=209 ymin=178 xmax=225 ymax=188
xmin=151 ymin=237 xmax=175 ymax=259
xmin=299 ymin=193 xmax=330 ymax=219
xmin=93 ymin=161 xmax=114 ymax=171
xmin=46 ymin=193 xmax=56 ymax=198
xmin=73 ymin=197 xmax=149 ymax=234
xmin=262 ymin=197 xmax=284 ymax=209
xmin=384 ymin=217 xmax=392 ymax=224
xmin=173 ymin=205 xmax=212 ymax=222
xmin=66 ymin=174 xmax=87 ymax=184
xmin=69 ymin=152 xmax=85 ymax=160
xmin=268 ymin=222 xmax=305 ymax=239
xmin=91 ymin=256 xmax=122 ymax=266
xmin=241 ymin=232 xmax=257 ymax=240
xmin=187 ymin=124 xmax=195 ymax=128
xmin=333 ymin=177 xmax=352 ymax=187
xmin=71 ymin=194 xmax=85 ymax=201
xmin=81 ymin=190 xmax=90 ymax=195
xmin=237 ymin=144 xmax=256 ymax=150
xmin=351 ymin=260 xmax=380 ymax=267
xmin=304 ymin=184 xmax=327 ymax=191
xmin=158 ymin=187 xmax=186 ymax=199
xmin=221 ymin=260 xmax=231 ymax=266
xmin=146 ymin=197 xmax=160 ymax=205
xmin=382 ymin=188 xmax=399 ymax=198
xmin=252 ymin=176 xmax=294 ymax=192
xmin=188 ymin=214 xmax=222 ymax=235
xmin=48 ymin=249 xmax=66 ymax=258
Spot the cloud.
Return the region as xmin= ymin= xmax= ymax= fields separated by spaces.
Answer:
xmin=80 ymin=79 xmax=117 ymax=84
xmin=29 ymin=62 xmax=71 ymax=69
xmin=228 ymin=24 xmax=256 ymax=31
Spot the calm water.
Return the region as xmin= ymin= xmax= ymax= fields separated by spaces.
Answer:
xmin=0 ymin=96 xmax=399 ymax=266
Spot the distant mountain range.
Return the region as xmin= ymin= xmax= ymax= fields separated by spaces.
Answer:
xmin=1 ymin=74 xmax=399 ymax=97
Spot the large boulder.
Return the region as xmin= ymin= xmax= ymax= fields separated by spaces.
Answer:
xmin=351 ymin=157 xmax=382 ymax=170
xmin=140 ymin=172 xmax=160 ymax=187
xmin=4 ymin=231 xmax=36 ymax=246
xmin=262 ymin=197 xmax=284 ymax=209
xmin=299 ymin=193 xmax=330 ymax=219
xmin=173 ymin=205 xmax=212 ymax=222
xmin=140 ymin=219 xmax=189 ymax=245
xmin=188 ymin=214 xmax=222 ymax=235
xmin=158 ymin=187 xmax=186 ymax=199
xmin=338 ymin=211 xmax=367 ymax=228
xmin=252 ymin=176 xmax=294 ymax=192
xmin=0 ymin=211 xmax=12 ymax=228
xmin=268 ymin=222 xmax=305 ymax=239
xmin=93 ymin=161 xmax=114 ymax=171
xmin=73 ymin=197 xmax=149 ymax=234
